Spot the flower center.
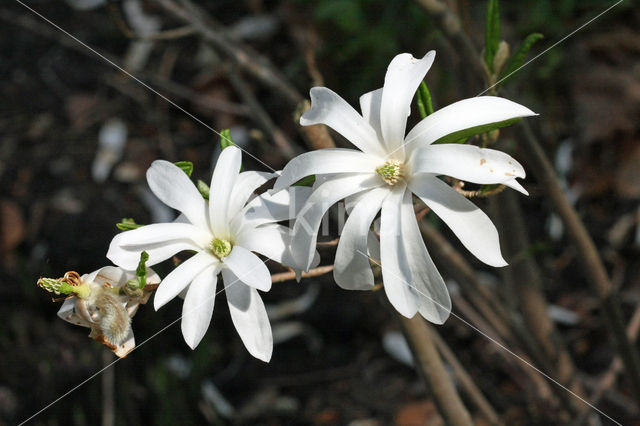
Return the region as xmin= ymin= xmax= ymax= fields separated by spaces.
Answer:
xmin=376 ymin=160 xmax=404 ymax=185
xmin=210 ymin=238 xmax=232 ymax=258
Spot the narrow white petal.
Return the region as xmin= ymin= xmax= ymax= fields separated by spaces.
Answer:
xmin=380 ymin=184 xmax=418 ymax=317
xmin=107 ymin=232 xmax=200 ymax=269
xmin=380 ymin=51 xmax=435 ymax=156
xmin=404 ymin=96 xmax=537 ymax=154
xmin=504 ymin=178 xmax=529 ymax=195
xmin=300 ymin=87 xmax=387 ymax=158
xmin=409 ymin=175 xmax=507 ymax=267
xmin=400 ymin=190 xmax=451 ymax=324
xmin=223 ymin=269 xmax=273 ymax=362
xmin=273 ymin=149 xmax=379 ymax=191
xmin=410 ymin=144 xmax=527 ymax=191
xmin=112 ymin=223 xmax=209 ymax=247
xmin=237 ymin=224 xmax=301 ymax=269
xmin=210 ymin=146 xmax=242 ymax=239
xmin=367 ymin=231 xmax=381 ymax=261
xmin=154 ymin=251 xmax=217 ymax=310
xmin=223 ymin=246 xmax=272 ymax=291
xmin=181 ymin=264 xmax=222 ymax=349
xmin=242 ymin=186 xmax=312 ymax=228
xmin=359 ymin=88 xmax=383 ymax=140
xmin=292 ymin=174 xmax=382 ymax=270
xmin=334 ymin=187 xmax=389 ymax=290
xmin=147 ymin=160 xmax=208 ymax=230
xmin=227 ymin=171 xmax=274 ymax=218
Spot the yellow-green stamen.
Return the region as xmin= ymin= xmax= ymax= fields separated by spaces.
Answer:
xmin=376 ymin=160 xmax=404 ymax=185
xmin=210 ymin=238 xmax=232 ymax=258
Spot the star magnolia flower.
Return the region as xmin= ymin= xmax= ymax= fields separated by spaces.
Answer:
xmin=274 ymin=51 xmax=536 ymax=323
xmin=50 ymin=266 xmax=160 ymax=357
xmin=107 ymin=146 xmax=310 ymax=361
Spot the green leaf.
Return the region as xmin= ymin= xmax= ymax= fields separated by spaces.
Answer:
xmin=432 ymin=117 xmax=521 ymax=145
xmin=174 ymin=161 xmax=194 ymax=177
xmin=293 ymin=175 xmax=316 ymax=187
xmin=135 ymin=251 xmax=149 ymax=289
xmin=219 ymin=129 xmax=235 ymax=150
xmin=500 ymin=33 xmax=544 ymax=84
xmin=416 ymin=81 xmax=434 ymax=119
xmin=116 ymin=218 xmax=144 ymax=231
xmin=197 ymin=179 xmax=210 ymax=200
xmin=484 ymin=0 xmax=501 ymax=72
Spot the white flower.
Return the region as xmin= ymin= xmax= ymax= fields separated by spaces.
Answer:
xmin=274 ymin=51 xmax=536 ymax=324
xmin=107 ymin=146 xmax=309 ymax=361
xmin=55 ymin=266 xmax=160 ymax=358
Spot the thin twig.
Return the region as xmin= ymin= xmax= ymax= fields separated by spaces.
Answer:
xmin=494 ymin=190 xmax=588 ymax=417
xmin=431 ymin=328 xmax=504 ymax=426
xmin=225 ymin=65 xmax=302 ymax=160
xmin=270 ymin=265 xmax=334 ymax=283
xmin=419 ymin=221 xmax=513 ymax=340
xmin=519 ymin=121 xmax=640 ymax=399
xmin=153 ymin=0 xmax=304 ymax=106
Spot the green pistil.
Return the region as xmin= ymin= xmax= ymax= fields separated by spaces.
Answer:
xmin=210 ymin=238 xmax=232 ymax=259
xmin=376 ymin=160 xmax=404 ymax=185
xmin=37 ymin=277 xmax=91 ymax=299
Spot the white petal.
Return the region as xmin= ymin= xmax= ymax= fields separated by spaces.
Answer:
xmin=227 ymin=170 xmax=274 ymax=218
xmin=504 ymin=178 xmax=529 ymax=195
xmin=380 ymin=185 xmax=417 ymax=317
xmin=400 ymin=190 xmax=451 ymax=324
xmin=334 ymin=187 xmax=388 ymax=290
xmin=242 ymin=186 xmax=312 ymax=228
xmin=237 ymin=224 xmax=301 ymax=269
xmin=404 ymin=96 xmax=537 ymax=155
xmin=223 ymin=269 xmax=273 ymax=362
xmin=367 ymin=231 xmax=381 ymax=261
xmin=410 ymin=144 xmax=527 ymax=194
xmin=300 ymin=87 xmax=387 ymax=158
xmin=292 ymin=174 xmax=382 ymax=270
xmin=359 ymin=88 xmax=383 ymax=140
xmin=92 ymin=266 xmax=128 ymax=287
xmin=409 ymin=175 xmax=507 ymax=267
xmin=107 ymin=232 xmax=201 ymax=270
xmin=111 ymin=223 xmax=209 ymax=247
xmin=181 ymin=264 xmax=221 ymax=349
xmin=154 ymin=251 xmax=217 ymax=310
xmin=273 ymin=149 xmax=379 ymax=191
xmin=147 ymin=160 xmax=208 ymax=230
xmin=222 ymin=246 xmax=272 ymax=291
xmin=209 ymin=146 xmax=242 ymax=239
xmin=380 ymin=51 xmax=435 ymax=156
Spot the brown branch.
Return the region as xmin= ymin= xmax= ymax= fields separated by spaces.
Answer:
xmin=413 ymin=0 xmax=485 ymax=89
xmin=494 ymin=190 xmax=588 ymax=416
xmin=519 ymin=121 xmax=640 ymax=399
xmin=418 ymin=220 xmax=513 ymax=341
xmin=416 ymin=0 xmax=640 ymax=399
xmin=431 ymin=328 xmax=504 ymax=426
xmin=153 ymin=0 xmax=304 ymax=106
xmin=270 ymin=265 xmax=334 ymax=284
xmin=225 ymin=65 xmax=302 ymax=160
xmin=399 ymin=315 xmax=473 ymax=426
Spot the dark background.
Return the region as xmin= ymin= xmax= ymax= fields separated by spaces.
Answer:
xmin=1 ymin=0 xmax=639 ymax=424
